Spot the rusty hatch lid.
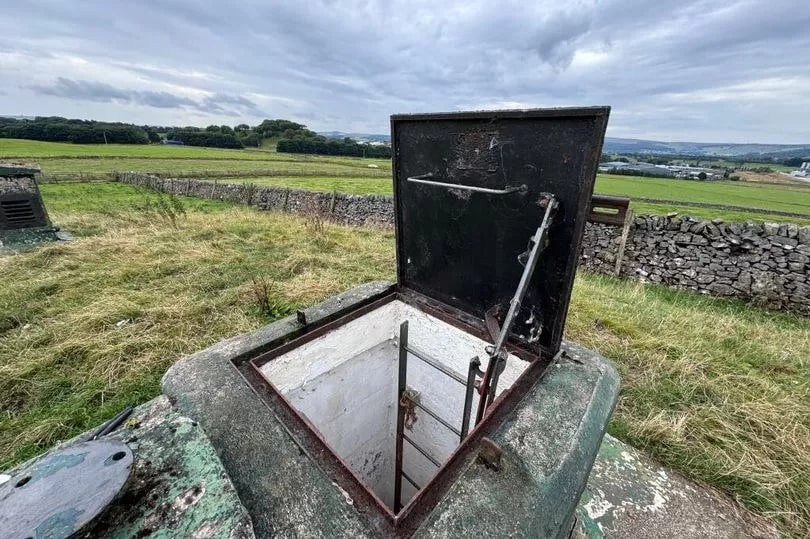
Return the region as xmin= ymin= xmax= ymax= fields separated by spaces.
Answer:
xmin=391 ymin=107 xmax=610 ymax=356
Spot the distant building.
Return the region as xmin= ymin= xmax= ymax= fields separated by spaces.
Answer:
xmin=162 ymin=139 xmax=184 ymax=146
xmin=598 ymin=161 xmax=675 ymax=177
xmin=598 ymin=161 xmax=724 ymax=179
xmin=790 ymin=163 xmax=810 ymax=177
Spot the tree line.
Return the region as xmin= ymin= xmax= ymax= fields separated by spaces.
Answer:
xmin=277 ymin=135 xmax=392 ymax=158
xmin=0 ymin=115 xmax=392 ymax=157
xmin=0 ymin=117 xmax=157 ymax=144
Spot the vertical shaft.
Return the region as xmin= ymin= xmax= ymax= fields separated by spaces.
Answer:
xmin=394 ymin=320 xmax=408 ymax=512
xmin=460 ymin=356 xmax=480 ymax=441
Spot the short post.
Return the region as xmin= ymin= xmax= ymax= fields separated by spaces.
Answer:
xmin=614 ymin=208 xmax=634 ymax=276
xmin=394 ymin=321 xmax=408 ymax=512
xmin=329 ymin=190 xmax=337 ymax=218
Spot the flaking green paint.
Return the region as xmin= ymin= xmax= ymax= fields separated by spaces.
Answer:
xmin=76 ymin=397 xmax=253 ymax=538
xmin=29 ymin=451 xmax=85 ymax=482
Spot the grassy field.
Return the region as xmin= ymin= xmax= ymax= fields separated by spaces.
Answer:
xmin=0 ymin=139 xmax=391 ymax=178
xmin=34 ymin=158 xmax=389 ymax=177
xmin=0 ymin=182 xmax=808 ymax=536
xmin=0 ymin=138 xmax=388 ymax=168
xmin=2 ymin=139 xmax=809 ymax=223
xmin=595 ymin=174 xmax=810 ymax=215
xmin=627 ymin=201 xmax=810 ymax=225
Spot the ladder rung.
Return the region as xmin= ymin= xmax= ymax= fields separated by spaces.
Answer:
xmin=401 ymin=470 xmax=422 ymax=490
xmin=405 ymin=345 xmax=466 ymax=385
xmin=402 ymin=394 xmax=461 ymax=437
xmin=403 ymin=433 xmax=442 ymax=467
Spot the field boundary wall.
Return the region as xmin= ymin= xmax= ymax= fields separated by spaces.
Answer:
xmin=116 ymin=172 xmax=810 ymax=315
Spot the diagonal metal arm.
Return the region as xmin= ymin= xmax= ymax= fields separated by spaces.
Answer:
xmin=476 ymin=194 xmax=558 ymax=424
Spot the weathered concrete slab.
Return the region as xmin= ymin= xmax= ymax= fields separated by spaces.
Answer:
xmin=162 ymin=280 xmax=621 ymax=538
xmin=3 ymin=396 xmax=255 ymax=539
xmin=575 ymin=434 xmax=778 ymax=538
xmin=414 ymin=341 xmax=620 ymax=538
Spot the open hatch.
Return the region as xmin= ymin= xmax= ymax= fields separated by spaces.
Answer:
xmin=239 ymin=107 xmax=609 ymax=530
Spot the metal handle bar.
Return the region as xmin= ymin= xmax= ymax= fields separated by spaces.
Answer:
xmin=407 ymin=173 xmax=527 ymax=195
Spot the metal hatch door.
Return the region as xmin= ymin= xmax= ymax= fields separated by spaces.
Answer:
xmin=391 ymin=107 xmax=609 ymax=357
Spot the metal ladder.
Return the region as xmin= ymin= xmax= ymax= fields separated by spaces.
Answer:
xmin=393 ymin=320 xmax=480 ymax=512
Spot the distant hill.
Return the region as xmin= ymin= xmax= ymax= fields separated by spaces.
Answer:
xmin=318 ymin=131 xmax=390 ymax=143
xmin=319 ymin=131 xmax=810 ymax=159
xmin=602 ymin=137 xmax=810 ymax=158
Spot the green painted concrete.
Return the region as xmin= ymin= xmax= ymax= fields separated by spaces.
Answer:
xmin=574 ymin=434 xmax=777 ymax=538
xmin=4 ymin=396 xmax=255 ymax=538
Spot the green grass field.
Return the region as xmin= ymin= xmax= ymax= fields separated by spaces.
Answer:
xmin=596 ymin=174 xmax=810 ymax=215
xmin=0 ymin=138 xmax=388 ymax=168
xmin=2 ymin=139 xmax=809 ymax=224
xmin=627 ymin=201 xmax=810 ymax=225
xmin=1 ymin=181 xmax=807 ymax=536
xmin=34 ymin=158 xmax=389 ymax=177
xmin=0 ymin=139 xmax=391 ymax=177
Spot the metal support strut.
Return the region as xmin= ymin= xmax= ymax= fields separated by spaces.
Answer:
xmin=475 ymin=194 xmax=558 ymax=425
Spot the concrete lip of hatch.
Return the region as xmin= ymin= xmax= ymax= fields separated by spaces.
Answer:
xmin=247 ymin=293 xmax=534 ymax=522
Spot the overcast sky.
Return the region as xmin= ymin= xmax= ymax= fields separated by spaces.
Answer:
xmin=1 ymin=0 xmax=808 ymax=143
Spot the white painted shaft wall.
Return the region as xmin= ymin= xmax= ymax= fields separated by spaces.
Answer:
xmin=261 ymin=300 xmax=528 ymax=510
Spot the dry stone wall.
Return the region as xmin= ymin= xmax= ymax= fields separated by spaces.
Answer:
xmin=116 ymin=173 xmax=810 ymax=316
xmin=116 ymin=173 xmax=395 ymax=228
xmin=581 ymin=215 xmax=810 ymax=315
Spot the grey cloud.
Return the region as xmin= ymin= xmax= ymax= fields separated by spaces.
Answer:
xmin=1 ymin=0 xmax=808 ymax=142
xmin=28 ymin=77 xmax=265 ymax=117
xmin=31 ymin=78 xmax=131 ymax=102
xmin=203 ymin=93 xmax=264 ymax=115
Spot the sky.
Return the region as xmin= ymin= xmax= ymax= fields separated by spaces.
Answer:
xmin=1 ymin=0 xmax=808 ymax=144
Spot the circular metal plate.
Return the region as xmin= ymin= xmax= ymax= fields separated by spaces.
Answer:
xmin=0 ymin=439 xmax=133 ymax=539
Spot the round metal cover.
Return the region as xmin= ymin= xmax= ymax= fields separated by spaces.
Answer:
xmin=0 ymin=439 xmax=133 ymax=539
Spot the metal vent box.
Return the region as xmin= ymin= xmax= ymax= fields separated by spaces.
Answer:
xmin=0 ymin=165 xmax=50 ymax=231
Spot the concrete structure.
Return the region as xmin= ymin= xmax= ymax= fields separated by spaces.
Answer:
xmin=162 ymin=281 xmax=620 ymax=537
xmin=576 ymin=434 xmax=777 ymax=538
xmin=1 ymin=396 xmax=254 ymax=539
